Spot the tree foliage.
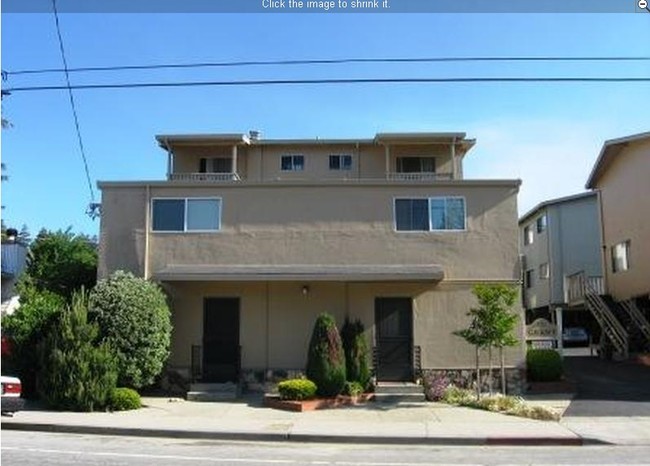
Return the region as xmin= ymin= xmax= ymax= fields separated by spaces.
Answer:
xmin=306 ymin=313 xmax=346 ymax=397
xmin=2 ymin=285 xmax=65 ymax=398
xmin=89 ymin=271 xmax=172 ymax=389
xmin=38 ymin=291 xmax=117 ymax=411
xmin=22 ymin=228 xmax=97 ymax=300
xmin=340 ymin=317 xmax=371 ymax=390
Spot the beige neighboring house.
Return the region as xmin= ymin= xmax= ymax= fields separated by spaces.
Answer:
xmin=98 ymin=131 xmax=525 ymax=392
xmin=583 ymin=131 xmax=650 ymax=356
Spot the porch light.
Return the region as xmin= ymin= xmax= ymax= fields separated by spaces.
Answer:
xmin=301 ymin=285 xmax=310 ymax=296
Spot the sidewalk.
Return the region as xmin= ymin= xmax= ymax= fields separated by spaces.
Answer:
xmin=2 ymin=394 xmax=648 ymax=446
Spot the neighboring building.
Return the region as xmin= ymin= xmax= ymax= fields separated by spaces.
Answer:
xmin=518 ymin=192 xmax=602 ymax=332
xmin=582 ymin=132 xmax=650 ymax=357
xmin=1 ymin=233 xmax=27 ymax=316
xmin=98 ymin=131 xmax=524 ymax=392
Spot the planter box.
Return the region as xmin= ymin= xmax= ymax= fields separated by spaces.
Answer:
xmin=264 ymin=393 xmax=375 ymax=412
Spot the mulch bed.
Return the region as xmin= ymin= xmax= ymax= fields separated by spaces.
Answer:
xmin=263 ymin=393 xmax=375 ymax=412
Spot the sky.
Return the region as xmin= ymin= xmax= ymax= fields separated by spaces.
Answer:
xmin=1 ymin=11 xmax=649 ymax=237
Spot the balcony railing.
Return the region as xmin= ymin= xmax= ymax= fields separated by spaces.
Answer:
xmin=1 ymin=243 xmax=27 ymax=278
xmin=565 ymin=271 xmax=604 ymax=305
xmin=387 ymin=172 xmax=454 ymax=181
xmin=169 ymin=172 xmax=241 ymax=182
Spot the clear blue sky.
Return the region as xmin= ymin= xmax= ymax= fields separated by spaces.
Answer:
xmin=1 ymin=13 xmax=649 ymax=236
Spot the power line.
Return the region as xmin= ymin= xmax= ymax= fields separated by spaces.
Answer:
xmin=5 ymin=56 xmax=650 ymax=76
xmin=5 ymin=76 xmax=650 ymax=93
xmin=51 ymin=0 xmax=97 ymax=216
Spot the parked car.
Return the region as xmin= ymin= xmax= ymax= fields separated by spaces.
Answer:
xmin=1 ymin=375 xmax=24 ymax=415
xmin=562 ymin=327 xmax=589 ymax=346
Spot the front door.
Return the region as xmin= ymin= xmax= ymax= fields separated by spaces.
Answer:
xmin=203 ymin=298 xmax=240 ymax=383
xmin=375 ymin=298 xmax=413 ymax=381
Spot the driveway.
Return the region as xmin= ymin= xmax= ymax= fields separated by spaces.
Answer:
xmin=563 ymin=355 xmax=650 ymax=417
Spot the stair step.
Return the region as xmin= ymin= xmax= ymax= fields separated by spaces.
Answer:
xmin=374 ymin=392 xmax=426 ymax=403
xmin=375 ymin=382 xmax=423 ymax=395
xmin=190 ymin=382 xmax=238 ymax=392
xmin=186 ymin=391 xmax=238 ymax=402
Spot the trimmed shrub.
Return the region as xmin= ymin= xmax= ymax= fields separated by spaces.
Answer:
xmin=527 ymin=349 xmax=563 ymax=382
xmin=109 ymin=387 xmax=142 ymax=411
xmin=441 ymin=386 xmax=474 ymax=405
xmin=340 ymin=318 xmax=371 ymax=389
xmin=277 ymin=379 xmax=317 ymax=400
xmin=89 ymin=271 xmax=172 ymax=389
xmin=38 ymin=291 xmax=118 ymax=411
xmin=342 ymin=381 xmax=364 ymax=397
xmin=306 ymin=313 xmax=346 ymax=397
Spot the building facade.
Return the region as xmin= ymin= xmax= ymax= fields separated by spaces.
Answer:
xmin=98 ymin=131 xmax=525 ymax=391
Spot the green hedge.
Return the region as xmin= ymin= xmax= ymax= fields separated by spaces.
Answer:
xmin=527 ymin=349 xmax=563 ymax=382
xmin=277 ymin=379 xmax=317 ymax=400
xmin=109 ymin=387 xmax=142 ymax=411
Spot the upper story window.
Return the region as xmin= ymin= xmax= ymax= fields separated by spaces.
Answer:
xmin=200 ymin=157 xmax=232 ymax=173
xmin=152 ymin=198 xmax=222 ymax=232
xmin=281 ymin=155 xmax=304 ymax=171
xmin=536 ymin=214 xmax=547 ymax=233
xmin=395 ymin=197 xmax=466 ymax=232
xmin=525 ymin=269 xmax=534 ymax=289
xmin=539 ymin=263 xmax=549 ymax=280
xmin=523 ymin=225 xmax=534 ymax=245
xmin=396 ymin=157 xmax=436 ymax=173
xmin=329 ymin=154 xmax=352 ymax=170
xmin=611 ymin=240 xmax=630 ymax=273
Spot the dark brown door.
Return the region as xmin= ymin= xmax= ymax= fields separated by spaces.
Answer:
xmin=375 ymin=298 xmax=413 ymax=381
xmin=203 ymin=298 xmax=240 ymax=383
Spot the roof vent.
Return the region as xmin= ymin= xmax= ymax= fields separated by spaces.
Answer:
xmin=249 ymin=130 xmax=261 ymax=141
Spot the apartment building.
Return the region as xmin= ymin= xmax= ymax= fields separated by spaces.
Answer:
xmin=98 ymin=131 xmax=524 ymax=391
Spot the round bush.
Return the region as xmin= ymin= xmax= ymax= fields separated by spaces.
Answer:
xmin=89 ymin=271 xmax=172 ymax=389
xmin=277 ymin=379 xmax=317 ymax=400
xmin=109 ymin=387 xmax=141 ymax=411
xmin=526 ymin=349 xmax=563 ymax=382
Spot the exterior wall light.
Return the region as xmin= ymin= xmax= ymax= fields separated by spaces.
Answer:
xmin=302 ymin=285 xmax=310 ymax=296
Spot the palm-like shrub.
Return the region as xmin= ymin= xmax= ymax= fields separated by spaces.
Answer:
xmin=306 ymin=313 xmax=346 ymax=397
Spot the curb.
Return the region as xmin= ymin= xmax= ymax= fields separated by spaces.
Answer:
xmin=1 ymin=421 xmax=587 ymax=446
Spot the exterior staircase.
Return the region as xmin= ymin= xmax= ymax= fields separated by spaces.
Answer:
xmin=374 ymin=382 xmax=425 ymax=403
xmin=584 ymin=286 xmax=629 ymax=359
xmin=186 ymin=382 xmax=240 ymax=401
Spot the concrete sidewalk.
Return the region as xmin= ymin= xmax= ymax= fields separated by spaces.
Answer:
xmin=2 ymin=394 xmax=648 ymax=446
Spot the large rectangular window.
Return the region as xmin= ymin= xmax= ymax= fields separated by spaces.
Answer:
xmin=199 ymin=157 xmax=233 ymax=173
xmin=611 ymin=240 xmax=630 ymax=273
xmin=396 ymin=157 xmax=436 ymax=173
xmin=329 ymin=154 xmax=352 ymax=170
xmin=152 ymin=198 xmax=222 ymax=232
xmin=395 ymin=197 xmax=466 ymax=231
xmin=281 ymin=155 xmax=304 ymax=171
xmin=523 ymin=225 xmax=534 ymax=245
xmin=536 ymin=214 xmax=547 ymax=233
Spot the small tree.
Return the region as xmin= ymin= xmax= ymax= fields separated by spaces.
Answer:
xmin=340 ymin=317 xmax=371 ymax=390
xmin=2 ymin=285 xmax=65 ymax=398
xmin=89 ymin=271 xmax=172 ymax=389
xmin=453 ymin=316 xmax=489 ymax=399
xmin=306 ymin=313 xmax=346 ymax=397
xmin=38 ymin=291 xmax=117 ymax=411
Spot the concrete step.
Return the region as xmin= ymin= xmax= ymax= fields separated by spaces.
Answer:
xmin=186 ymin=391 xmax=238 ymax=402
xmin=190 ymin=382 xmax=238 ymax=392
xmin=373 ymin=392 xmax=426 ymax=403
xmin=375 ymin=382 xmax=424 ymax=395
xmin=187 ymin=382 xmax=239 ymax=402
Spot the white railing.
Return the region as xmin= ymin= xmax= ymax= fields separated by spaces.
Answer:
xmin=386 ymin=172 xmax=454 ymax=181
xmin=1 ymin=243 xmax=27 ymax=277
xmin=565 ymin=271 xmax=604 ymax=305
xmin=169 ymin=173 xmax=241 ymax=182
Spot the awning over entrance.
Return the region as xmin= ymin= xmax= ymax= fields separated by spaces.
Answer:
xmin=153 ymin=264 xmax=444 ymax=282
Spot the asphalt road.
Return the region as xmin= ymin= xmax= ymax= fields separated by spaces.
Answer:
xmin=3 ymin=431 xmax=650 ymax=466
xmin=563 ymin=355 xmax=650 ymax=417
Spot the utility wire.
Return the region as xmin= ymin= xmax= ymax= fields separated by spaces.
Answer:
xmin=5 ymin=56 xmax=650 ymax=76
xmin=51 ymin=0 xmax=96 ymax=212
xmin=5 ymin=76 xmax=650 ymax=93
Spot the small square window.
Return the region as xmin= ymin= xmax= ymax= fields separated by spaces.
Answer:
xmin=525 ymin=269 xmax=534 ymax=289
xmin=329 ymin=154 xmax=352 ymax=170
xmin=539 ymin=263 xmax=549 ymax=280
xmin=281 ymin=155 xmax=304 ymax=171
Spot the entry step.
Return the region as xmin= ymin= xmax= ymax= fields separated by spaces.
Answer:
xmin=375 ymin=382 xmax=425 ymax=402
xmin=187 ymin=382 xmax=240 ymax=401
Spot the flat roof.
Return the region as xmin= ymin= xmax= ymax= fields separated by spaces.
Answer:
xmin=519 ymin=191 xmax=597 ymax=225
xmin=585 ymin=131 xmax=650 ymax=189
xmin=153 ymin=264 xmax=444 ymax=282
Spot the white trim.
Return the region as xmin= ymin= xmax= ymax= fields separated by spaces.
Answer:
xmin=151 ymin=197 xmax=222 ymax=233
xmin=392 ymin=196 xmax=467 ymax=232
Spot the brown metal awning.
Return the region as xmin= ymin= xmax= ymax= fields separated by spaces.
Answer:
xmin=153 ymin=264 xmax=444 ymax=282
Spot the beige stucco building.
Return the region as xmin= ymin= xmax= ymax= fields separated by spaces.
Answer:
xmin=98 ymin=131 xmax=525 ymax=391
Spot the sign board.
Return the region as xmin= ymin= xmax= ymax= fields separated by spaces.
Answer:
xmin=531 ymin=340 xmax=555 ymax=350
xmin=526 ymin=318 xmax=557 ymax=340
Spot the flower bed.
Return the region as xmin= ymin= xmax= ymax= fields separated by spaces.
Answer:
xmin=264 ymin=393 xmax=375 ymax=412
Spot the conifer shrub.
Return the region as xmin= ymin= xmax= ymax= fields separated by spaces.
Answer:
xmin=38 ymin=291 xmax=117 ymax=411
xmin=305 ymin=313 xmax=346 ymax=397
xmin=340 ymin=317 xmax=371 ymax=390
xmin=277 ymin=379 xmax=317 ymax=400
xmin=109 ymin=387 xmax=142 ymax=411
